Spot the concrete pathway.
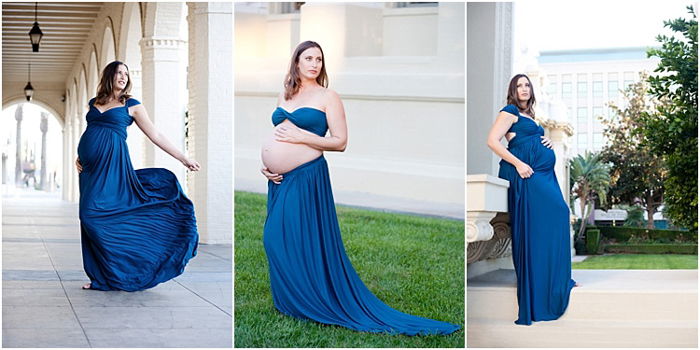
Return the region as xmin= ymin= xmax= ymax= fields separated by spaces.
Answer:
xmin=2 ymin=189 xmax=232 ymax=348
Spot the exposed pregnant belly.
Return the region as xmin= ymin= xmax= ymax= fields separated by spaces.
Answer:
xmin=261 ymin=121 xmax=322 ymax=174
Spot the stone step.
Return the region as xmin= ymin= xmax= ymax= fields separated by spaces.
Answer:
xmin=467 ymin=269 xmax=698 ymax=347
xmin=467 ymin=319 xmax=698 ymax=348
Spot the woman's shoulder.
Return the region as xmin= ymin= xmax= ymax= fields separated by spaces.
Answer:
xmin=321 ymin=88 xmax=341 ymax=104
xmin=500 ymin=104 xmax=521 ymax=117
xmin=125 ymin=97 xmax=141 ymax=107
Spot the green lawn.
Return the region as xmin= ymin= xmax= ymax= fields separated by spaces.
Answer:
xmin=234 ymin=191 xmax=464 ymax=348
xmin=573 ymin=254 xmax=698 ymax=269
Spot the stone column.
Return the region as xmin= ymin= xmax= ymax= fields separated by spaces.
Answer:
xmin=39 ymin=112 xmax=48 ymax=190
xmin=186 ymin=2 xmax=233 ymax=244
xmin=2 ymin=150 xmax=7 ymax=184
xmin=140 ymin=21 xmax=188 ymax=185
xmin=14 ymin=104 xmax=23 ymax=186
xmin=125 ymin=68 xmax=145 ymax=169
xmin=62 ymin=119 xmax=70 ymax=200
xmin=71 ymin=115 xmax=80 ymax=202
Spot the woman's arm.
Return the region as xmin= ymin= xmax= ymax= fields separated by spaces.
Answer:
xmin=274 ymin=90 xmax=348 ymax=152
xmin=487 ymin=112 xmax=533 ymax=178
xmin=130 ymin=104 xmax=201 ymax=171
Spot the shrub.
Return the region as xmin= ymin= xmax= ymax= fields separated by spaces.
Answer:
xmin=604 ymin=243 xmax=698 ymax=254
xmin=599 ymin=226 xmax=697 ymax=243
xmin=586 ymin=229 xmax=602 ymax=254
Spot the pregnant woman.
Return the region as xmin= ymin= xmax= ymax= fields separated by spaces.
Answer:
xmin=76 ymin=61 xmax=200 ymax=291
xmin=259 ymin=40 xmax=459 ymax=335
xmin=487 ymin=74 xmax=577 ymax=325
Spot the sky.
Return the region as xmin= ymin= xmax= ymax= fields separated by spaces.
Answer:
xmin=514 ymin=0 xmax=697 ymax=53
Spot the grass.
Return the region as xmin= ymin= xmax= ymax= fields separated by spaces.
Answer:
xmin=234 ymin=191 xmax=464 ymax=348
xmin=573 ymin=254 xmax=698 ymax=269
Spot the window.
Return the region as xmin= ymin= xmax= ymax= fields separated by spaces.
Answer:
xmin=274 ymin=2 xmax=304 ymax=13
xmin=561 ymin=75 xmax=572 ymax=100
xmin=578 ymin=133 xmax=588 ymax=149
xmin=593 ymin=81 xmax=603 ymax=98
xmin=623 ymin=71 xmax=635 ymax=90
xmin=593 ymin=106 xmax=604 ymax=120
xmin=394 ymin=2 xmax=438 ymax=7
xmin=562 ymin=82 xmax=572 ymax=99
xmin=593 ymin=133 xmax=604 ymax=149
xmin=578 ymin=81 xmax=588 ymax=99
xmin=608 ymin=80 xmax=619 ymax=99
xmin=577 ymin=74 xmax=588 ymax=101
xmin=593 ymin=107 xmax=604 ymax=132
xmin=577 ymin=107 xmax=588 ymax=132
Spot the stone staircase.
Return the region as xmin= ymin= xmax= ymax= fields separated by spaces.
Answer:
xmin=467 ymin=269 xmax=698 ymax=347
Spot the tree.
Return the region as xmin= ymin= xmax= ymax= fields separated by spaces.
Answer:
xmin=600 ymin=74 xmax=666 ymax=229
xmin=570 ymin=152 xmax=612 ymax=241
xmin=640 ymin=6 xmax=698 ymax=229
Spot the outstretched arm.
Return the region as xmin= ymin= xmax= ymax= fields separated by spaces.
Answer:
xmin=130 ymin=104 xmax=201 ymax=171
xmin=274 ymin=90 xmax=348 ymax=152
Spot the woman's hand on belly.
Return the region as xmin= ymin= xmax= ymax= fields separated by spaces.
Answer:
xmin=540 ymin=136 xmax=553 ymax=149
xmin=274 ymin=122 xmax=309 ymax=144
xmin=261 ymin=166 xmax=283 ymax=184
xmin=261 ymin=130 xmax=323 ymax=175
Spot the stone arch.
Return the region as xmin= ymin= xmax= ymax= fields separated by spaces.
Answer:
xmin=100 ymin=17 xmax=117 ymax=69
xmin=87 ymin=48 xmax=99 ymax=103
xmin=1 ymin=97 xmax=64 ymax=127
xmin=119 ymin=2 xmax=143 ymax=66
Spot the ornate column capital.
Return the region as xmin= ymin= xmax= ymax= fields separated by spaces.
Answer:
xmin=467 ymin=211 xmax=497 ymax=242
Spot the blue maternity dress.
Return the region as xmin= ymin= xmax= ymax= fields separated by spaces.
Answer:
xmin=497 ymin=104 xmax=576 ymax=325
xmin=263 ymin=107 xmax=460 ymax=335
xmin=77 ymin=97 xmax=198 ymax=291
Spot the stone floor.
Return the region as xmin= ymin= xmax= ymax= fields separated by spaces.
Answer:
xmin=2 ymin=189 xmax=232 ymax=348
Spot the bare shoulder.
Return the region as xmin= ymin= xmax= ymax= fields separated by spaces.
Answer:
xmin=322 ymin=88 xmax=342 ymax=106
xmin=497 ymin=110 xmax=518 ymax=124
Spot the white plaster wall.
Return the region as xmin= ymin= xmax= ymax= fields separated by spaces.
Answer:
xmin=234 ymin=2 xmax=465 ymax=216
xmin=383 ymin=7 xmax=438 ymax=56
xmin=466 ymin=2 xmax=513 ymax=177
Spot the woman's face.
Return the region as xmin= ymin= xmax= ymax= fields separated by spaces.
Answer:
xmin=113 ymin=64 xmax=129 ymax=92
xmin=296 ymin=47 xmax=323 ymax=81
xmin=516 ymin=76 xmax=531 ymax=102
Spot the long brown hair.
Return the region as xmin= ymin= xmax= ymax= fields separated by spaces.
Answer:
xmin=95 ymin=61 xmax=132 ymax=105
xmin=283 ymin=41 xmax=328 ymax=100
xmin=506 ymin=74 xmax=536 ymax=117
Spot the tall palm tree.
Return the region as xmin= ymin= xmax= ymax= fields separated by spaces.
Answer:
xmin=570 ymin=151 xmax=612 ymax=242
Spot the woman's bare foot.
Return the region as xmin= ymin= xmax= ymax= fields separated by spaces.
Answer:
xmin=82 ymin=283 xmax=91 ymax=290
xmin=574 ymin=282 xmax=581 ymax=287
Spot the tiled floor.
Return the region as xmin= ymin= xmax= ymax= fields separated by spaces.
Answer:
xmin=2 ymin=189 xmax=232 ymax=348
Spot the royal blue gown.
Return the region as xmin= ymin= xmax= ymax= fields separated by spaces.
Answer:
xmin=497 ymin=104 xmax=576 ymax=325
xmin=263 ymin=107 xmax=460 ymax=335
xmin=77 ymin=97 xmax=198 ymax=291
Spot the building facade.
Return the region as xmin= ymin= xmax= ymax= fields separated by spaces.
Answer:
xmin=537 ymin=47 xmax=659 ymax=155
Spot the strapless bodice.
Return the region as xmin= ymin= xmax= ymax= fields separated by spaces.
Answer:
xmin=272 ymin=107 xmax=328 ymax=137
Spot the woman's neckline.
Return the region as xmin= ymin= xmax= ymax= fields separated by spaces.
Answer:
xmin=276 ymin=106 xmax=326 ymax=114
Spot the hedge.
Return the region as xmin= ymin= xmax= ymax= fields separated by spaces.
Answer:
xmin=599 ymin=226 xmax=698 ymax=243
xmin=603 ymin=243 xmax=698 ymax=254
xmin=586 ymin=229 xmax=601 ymax=255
